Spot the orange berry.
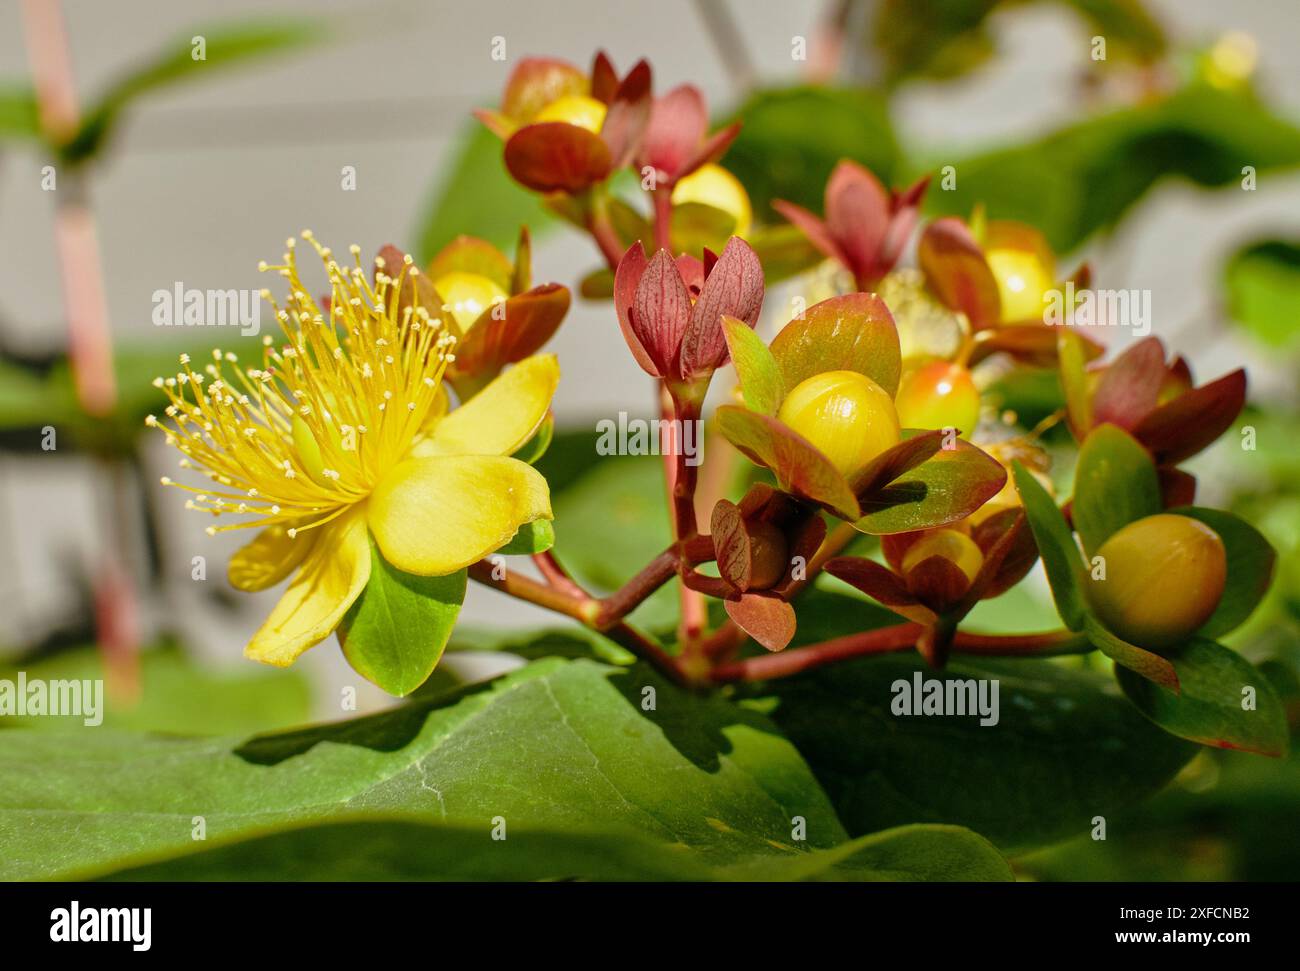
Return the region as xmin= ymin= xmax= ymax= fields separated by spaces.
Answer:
xmin=1086 ymin=514 xmax=1227 ymax=650
xmin=895 ymin=361 xmax=981 ymax=435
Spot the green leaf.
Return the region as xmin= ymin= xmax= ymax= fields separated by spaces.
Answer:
xmin=497 ymin=518 xmax=555 ymax=555
xmin=768 ymin=293 xmax=902 ymax=397
xmin=417 ymin=121 xmax=555 ymax=259
xmin=63 ymin=19 xmax=325 ymax=164
xmin=97 ymin=818 xmax=1008 ymax=882
xmin=722 ymin=317 xmax=783 ymax=416
xmin=854 ymin=441 xmax=1006 ymax=534
xmin=927 ymin=84 xmax=1300 ymax=253
xmin=512 ymin=412 xmax=554 ymax=465
xmin=722 ymin=86 xmax=899 ymax=219
xmin=0 ymin=85 xmax=40 ymax=142
xmin=1171 ymin=507 xmax=1276 ymax=639
xmin=0 ymin=641 xmax=310 ymax=736
xmin=1014 ymin=461 xmax=1086 ymax=630
xmin=1224 ymin=239 xmax=1300 ymax=348
xmin=1084 ymin=614 xmax=1179 ymax=692
xmin=339 ymin=542 xmax=466 ymax=696
xmin=756 ymin=653 xmax=1196 ymax=853
xmin=1117 ymin=638 xmax=1290 ymax=757
xmin=0 ymin=657 xmax=861 ymax=881
xmin=747 ymin=224 xmax=826 ymax=284
xmin=1072 ymin=423 xmax=1161 ymax=556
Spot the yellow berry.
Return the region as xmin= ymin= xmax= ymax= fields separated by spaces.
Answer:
xmin=433 ymin=271 xmax=508 ymax=332
xmin=895 ymin=361 xmax=981 ymax=434
xmin=671 ymin=163 xmax=753 ymax=237
xmin=902 ymin=529 xmax=984 ymax=586
xmin=986 ymin=247 xmax=1055 ymax=323
xmin=1086 ymin=514 xmax=1227 ymax=650
xmin=534 ymin=95 xmax=607 ymax=134
xmin=778 ymin=370 xmax=900 ymax=478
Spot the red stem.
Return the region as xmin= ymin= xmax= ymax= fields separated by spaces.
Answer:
xmin=652 ymin=188 xmax=674 ymax=252
xmin=711 ymin=624 xmax=923 ymax=682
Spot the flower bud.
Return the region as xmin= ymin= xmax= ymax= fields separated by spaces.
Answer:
xmin=746 ymin=520 xmax=789 ymax=590
xmin=1086 ymin=513 xmax=1227 ymax=649
xmin=901 ymin=528 xmax=984 ymax=586
xmin=895 ymin=361 xmax=981 ymax=434
xmin=777 ymin=370 xmax=900 ymax=478
xmin=434 ymin=271 xmax=509 ymax=332
xmin=534 ymin=95 xmax=607 ymax=134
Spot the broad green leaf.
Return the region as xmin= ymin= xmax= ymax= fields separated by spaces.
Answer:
xmin=1224 ymin=239 xmax=1300 ymax=348
xmin=722 ymin=86 xmax=899 ymax=219
xmin=854 ymin=442 xmax=1005 ymax=534
xmin=755 ymin=653 xmax=1196 ymax=853
xmin=1172 ymin=507 xmax=1276 ymax=639
xmin=97 ymin=818 xmax=1009 ymax=882
xmin=417 ymin=121 xmax=555 ymax=259
xmin=63 ymin=19 xmax=325 ymax=164
xmin=0 ymin=641 xmax=310 ymax=736
xmin=768 ymin=293 xmax=902 ymax=397
xmin=1117 ymin=638 xmax=1290 ymax=757
xmin=497 ymin=518 xmax=555 ymax=555
xmin=722 ymin=317 xmax=783 ymax=416
xmin=1014 ymin=461 xmax=1086 ymax=630
xmin=0 ymin=658 xmax=855 ymax=881
xmin=927 ymin=84 xmax=1300 ymax=253
xmin=339 ymin=542 xmax=466 ymax=696
xmin=1072 ymin=424 xmax=1161 ymax=556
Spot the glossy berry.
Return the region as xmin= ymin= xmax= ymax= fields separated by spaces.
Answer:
xmin=777 ymin=370 xmax=900 ymax=478
xmin=895 ymin=361 xmax=981 ymax=434
xmin=986 ymin=247 xmax=1054 ymax=323
xmin=1086 ymin=513 xmax=1227 ymax=650
xmin=534 ymin=94 xmax=607 ymax=134
xmin=433 ymin=271 xmax=508 ymax=332
xmin=902 ymin=528 xmax=984 ymax=586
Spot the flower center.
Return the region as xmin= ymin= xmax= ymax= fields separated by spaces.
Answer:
xmin=148 ymin=232 xmax=455 ymax=539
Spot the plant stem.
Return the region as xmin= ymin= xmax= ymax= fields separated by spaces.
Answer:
xmin=952 ymin=629 xmax=1091 ymax=656
xmin=651 ymin=188 xmax=674 ymax=252
xmin=586 ymin=187 xmax=626 ymax=271
xmin=711 ymin=624 xmax=922 ymax=682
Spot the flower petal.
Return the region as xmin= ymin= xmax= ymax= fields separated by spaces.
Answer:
xmin=245 ymin=508 xmax=371 ymax=668
xmin=417 ymin=354 xmax=559 ymax=458
xmin=369 ymin=455 xmax=552 ymax=575
xmin=228 ymin=522 xmax=312 ymax=592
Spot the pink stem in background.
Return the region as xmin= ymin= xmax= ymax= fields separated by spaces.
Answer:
xmin=22 ymin=0 xmax=140 ymax=700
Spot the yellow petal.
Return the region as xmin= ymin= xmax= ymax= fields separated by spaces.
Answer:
xmin=228 ymin=522 xmax=312 ymax=592
xmin=415 ymin=354 xmax=558 ymax=458
xmin=368 ymin=455 xmax=552 ymax=575
xmin=245 ymin=508 xmax=371 ymax=667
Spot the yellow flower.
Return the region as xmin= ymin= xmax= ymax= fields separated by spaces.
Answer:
xmin=148 ymin=232 xmax=558 ymax=667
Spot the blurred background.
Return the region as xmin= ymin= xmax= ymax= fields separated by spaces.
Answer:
xmin=1 ymin=0 xmax=1298 ymax=878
